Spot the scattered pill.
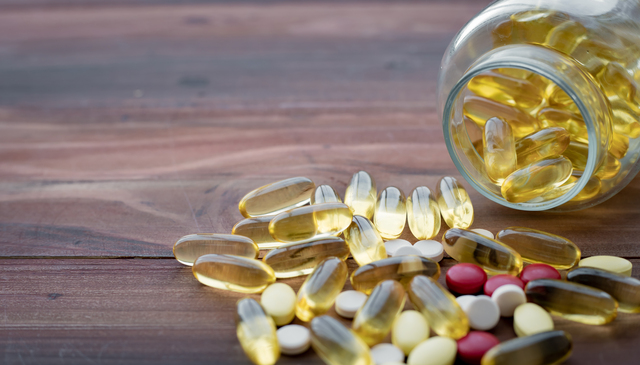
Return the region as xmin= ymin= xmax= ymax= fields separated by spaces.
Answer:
xmin=457 ymin=331 xmax=500 ymax=365
xmin=456 ymin=295 xmax=500 ymax=331
xmin=413 ymin=240 xmax=444 ymax=262
xmin=310 ymin=315 xmax=373 ymax=365
xmin=567 ymin=267 xmax=640 ymax=313
xmin=352 ymin=280 xmax=406 ymax=346
xmin=446 ymin=263 xmax=487 ymax=294
xmin=296 ymin=257 xmax=348 ymax=322
xmin=394 ymin=246 xmax=423 ymax=257
xmin=513 ymin=303 xmax=554 ymax=337
xmin=392 ymin=310 xmax=430 ymax=355
xmin=407 ymin=336 xmax=457 ymax=365
xmin=435 ymin=176 xmax=474 ymax=229
xmin=484 ymin=274 xmax=525 ymax=296
xmin=344 ymin=171 xmax=377 ymax=219
xmin=193 ymin=254 xmax=275 ymax=294
xmin=344 ymin=215 xmax=388 ymax=266
xmin=481 ymin=330 xmax=572 ymax=365
xmin=236 ymin=298 xmax=280 ymax=365
xmin=311 ymin=184 xmax=342 ymax=204
xmin=375 ymin=186 xmax=407 ymax=240
xmin=579 ymin=255 xmax=633 ymax=277
xmin=269 ymin=202 xmax=353 ymax=242
xmin=471 ymin=228 xmax=494 ymax=239
xmin=261 ymin=283 xmax=297 ymax=326
xmin=370 ymin=343 xmax=405 ymax=365
xmin=232 ymin=216 xmax=280 ymax=249
xmin=385 ymin=239 xmax=412 ymax=256
xmin=519 ymin=263 xmax=561 ymax=284
xmin=173 ymin=233 xmax=259 ymax=266
xmin=277 ymin=325 xmax=311 ymax=355
xmin=351 ymin=255 xmax=440 ymax=294
xmin=491 ymin=284 xmax=526 ymax=317
xmin=407 ymin=186 xmax=441 ymax=240
xmin=263 ymin=237 xmax=349 ymax=278
xmin=238 ymin=176 xmax=314 ymax=218
xmin=496 ymin=227 xmax=581 ymax=269
xmin=335 ymin=290 xmax=368 ymax=319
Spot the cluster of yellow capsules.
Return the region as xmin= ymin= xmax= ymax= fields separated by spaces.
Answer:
xmin=461 ymin=9 xmax=640 ymax=203
xmin=172 ymin=172 xmax=639 ymax=365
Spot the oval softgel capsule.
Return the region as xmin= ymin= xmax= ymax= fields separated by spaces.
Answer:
xmin=239 ymin=177 xmax=315 ymax=218
xmin=173 ymin=233 xmax=258 ymax=266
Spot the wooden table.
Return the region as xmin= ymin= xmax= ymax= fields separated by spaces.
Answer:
xmin=1 ymin=1 xmax=639 ymax=364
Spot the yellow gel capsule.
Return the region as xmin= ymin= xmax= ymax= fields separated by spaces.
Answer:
xmin=515 ymin=127 xmax=570 ymax=168
xmin=609 ymin=133 xmax=629 ymax=160
xmin=268 ymin=202 xmax=353 ymax=243
xmin=570 ymin=175 xmax=601 ymax=202
xmin=567 ymin=267 xmax=640 ymax=313
xmin=611 ymin=101 xmax=640 ymax=138
xmin=374 ymin=186 xmax=407 ymax=240
xmin=238 ymin=177 xmax=315 ymax=218
xmin=501 ymin=156 xmax=573 ymax=203
xmin=442 ymin=228 xmax=523 ymax=276
xmin=596 ymin=153 xmax=621 ymax=180
xmin=562 ymin=141 xmax=590 ymax=171
xmin=236 ymin=298 xmax=280 ymax=365
xmin=295 ymin=257 xmax=348 ymax=322
xmin=406 ymin=186 xmax=441 ymax=240
xmin=467 ymin=71 xmax=543 ymax=110
xmin=496 ymin=227 xmax=580 ymax=270
xmin=544 ymin=20 xmax=587 ymax=54
xmin=483 ymin=117 xmax=517 ymax=183
xmin=511 ymin=10 xmax=570 ymax=44
xmin=537 ymin=107 xmax=588 ymax=144
xmin=263 ymin=237 xmax=349 ymax=278
xmin=525 ymin=279 xmax=618 ymax=325
xmin=435 ymin=176 xmax=474 ymax=229
xmin=310 ymin=315 xmax=373 ymax=365
xmin=311 ymin=184 xmax=342 ymax=204
xmin=344 ymin=171 xmax=377 ymax=219
xmin=463 ymin=95 xmax=539 ymax=138
xmin=352 ymin=280 xmax=406 ymax=346
xmin=173 ymin=233 xmax=259 ymax=266
xmin=193 ymin=254 xmax=275 ymax=294
xmin=546 ymin=84 xmax=577 ymax=111
xmin=232 ymin=216 xmax=280 ymax=249
xmin=481 ymin=330 xmax=572 ymax=365
xmin=597 ymin=62 xmax=637 ymax=102
xmin=578 ymin=255 xmax=633 ymax=277
xmin=350 ymin=255 xmax=441 ymax=294
xmin=407 ymin=275 xmax=469 ymax=340
xmin=343 ymin=215 xmax=387 ymax=266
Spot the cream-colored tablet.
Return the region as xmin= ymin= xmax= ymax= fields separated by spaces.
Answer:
xmin=392 ymin=310 xmax=430 ymax=355
xmin=261 ymin=283 xmax=296 ymax=326
xmin=277 ymin=324 xmax=311 ymax=355
xmin=335 ymin=290 xmax=368 ymax=318
xmin=370 ymin=343 xmax=405 ymax=365
xmin=471 ymin=228 xmax=494 ymax=240
xmin=385 ymin=239 xmax=413 ymax=256
xmin=579 ymin=256 xmax=633 ymax=277
xmin=456 ymin=295 xmax=500 ymax=331
xmin=407 ymin=336 xmax=457 ymax=365
xmin=413 ymin=240 xmax=444 ymax=262
xmin=513 ymin=303 xmax=554 ymax=337
xmin=394 ymin=246 xmax=422 ymax=257
xmin=491 ymin=284 xmax=526 ymax=317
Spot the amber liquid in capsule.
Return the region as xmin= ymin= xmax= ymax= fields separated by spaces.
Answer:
xmin=173 ymin=233 xmax=259 ymax=266
xmin=525 ymin=279 xmax=618 ymax=325
xmin=443 ymin=228 xmax=523 ymax=276
xmin=406 ymin=186 xmax=441 ymax=240
xmin=310 ymin=316 xmax=373 ymax=365
xmin=567 ymin=267 xmax=640 ymax=313
xmin=352 ymin=280 xmax=406 ymax=346
xmin=350 ymin=255 xmax=440 ymax=294
xmin=435 ymin=176 xmax=474 ymax=229
xmin=570 ymin=175 xmax=602 ymax=202
xmin=609 ymin=133 xmax=629 ymax=160
xmin=296 ymin=257 xmax=348 ymax=322
xmin=545 ymin=19 xmax=588 ymax=54
xmin=407 ymin=275 xmax=469 ymax=340
xmin=481 ymin=330 xmax=572 ymax=365
xmin=562 ymin=141 xmax=590 ymax=171
xmin=463 ymin=95 xmax=539 ymax=138
xmin=238 ymin=177 xmax=315 ymax=218
xmin=596 ymin=153 xmax=621 ymax=180
xmin=515 ymin=127 xmax=570 ymax=168
xmin=311 ymin=184 xmax=342 ymax=204
xmin=193 ymin=254 xmax=275 ymax=294
xmin=236 ymin=298 xmax=280 ymax=365
xmin=538 ymin=107 xmax=588 ymax=144
xmin=611 ymin=101 xmax=640 ymax=138
xmin=511 ymin=10 xmax=570 ymax=44
xmin=483 ymin=117 xmax=517 ymax=183
xmin=343 ymin=215 xmax=387 ymax=266
xmin=269 ymin=202 xmax=353 ymax=243
xmin=501 ymin=156 xmax=573 ymax=203
xmin=232 ymin=216 xmax=280 ymax=249
xmin=496 ymin=227 xmax=580 ymax=270
xmin=374 ymin=186 xmax=407 ymax=240
xmin=263 ymin=237 xmax=349 ymax=278
xmin=344 ymin=171 xmax=377 ymax=219
xmin=467 ymin=71 xmax=544 ymax=110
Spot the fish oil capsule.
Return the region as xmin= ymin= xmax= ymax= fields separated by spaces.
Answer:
xmin=263 ymin=237 xmax=349 ymax=278
xmin=609 ymin=133 xmax=629 ymax=160
xmin=545 ymin=20 xmax=587 ymax=55
xmin=537 ymin=107 xmax=588 ymax=144
xmin=311 ymin=184 xmax=342 ymax=204
xmin=597 ymin=62 xmax=637 ymax=102
xmin=238 ymin=177 xmax=315 ymax=218
xmin=232 ymin=216 xmax=280 ymax=249
xmin=463 ymin=95 xmax=539 ymax=138
xmin=467 ymin=71 xmax=543 ymax=110
xmin=567 ymin=267 xmax=640 ymax=313
xmin=525 ymin=279 xmax=618 ymax=325
xmin=295 ymin=257 xmax=348 ymax=322
xmin=173 ymin=233 xmax=258 ymax=266
xmin=193 ymin=254 xmax=275 ymax=293
xmin=611 ymin=101 xmax=640 ymax=138
xmin=352 ymin=280 xmax=406 ymax=346
xmin=374 ymin=186 xmax=407 ymax=240
xmin=351 ymin=255 xmax=440 ymax=294
xmin=515 ymin=127 xmax=570 ymax=168
xmin=496 ymin=227 xmax=580 ymax=270
xmin=495 ymin=68 xmax=534 ymax=79
xmin=501 ymin=156 xmax=573 ymax=203
xmin=596 ymin=153 xmax=621 ymax=180
xmin=435 ymin=176 xmax=474 ymax=229
xmin=407 ymin=186 xmax=441 ymax=240
xmin=483 ymin=117 xmax=517 ymax=183
xmin=344 ymin=171 xmax=377 ymax=219
xmin=343 ymin=215 xmax=387 ymax=266
xmin=269 ymin=202 xmax=352 ymax=243
xmin=562 ymin=141 xmax=590 ymax=171
xmin=510 ymin=10 xmax=569 ymax=44
xmin=570 ymin=175 xmax=601 ymax=202
xmin=236 ymin=298 xmax=280 ymax=365
xmin=546 ymin=84 xmax=577 ymax=111
xmin=310 ymin=315 xmax=373 ymax=365
xmin=408 ymin=275 xmax=469 ymax=339
xmin=481 ymin=330 xmax=572 ymax=365
xmin=443 ymin=228 xmax=522 ymax=276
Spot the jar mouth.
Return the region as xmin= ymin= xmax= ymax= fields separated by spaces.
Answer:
xmin=442 ymin=44 xmax=605 ymax=211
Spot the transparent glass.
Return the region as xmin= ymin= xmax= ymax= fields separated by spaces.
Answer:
xmin=438 ymin=0 xmax=640 ymax=211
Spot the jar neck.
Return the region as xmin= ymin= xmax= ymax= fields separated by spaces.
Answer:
xmin=443 ymin=44 xmax=612 ymax=211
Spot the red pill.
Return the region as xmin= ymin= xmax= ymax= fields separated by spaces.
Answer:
xmin=457 ymin=331 xmax=500 ymax=365
xmin=446 ymin=263 xmax=487 ymax=294
xmin=520 ymin=263 xmax=561 ymax=285
xmin=484 ymin=274 xmax=524 ymax=296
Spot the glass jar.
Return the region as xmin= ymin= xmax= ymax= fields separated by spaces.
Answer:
xmin=438 ymin=0 xmax=640 ymax=211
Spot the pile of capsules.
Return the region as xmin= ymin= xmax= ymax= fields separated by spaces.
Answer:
xmin=172 ymin=171 xmax=639 ymax=365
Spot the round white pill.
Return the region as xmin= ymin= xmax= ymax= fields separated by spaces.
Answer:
xmin=413 ymin=240 xmax=444 ymax=262
xmin=392 ymin=310 xmax=429 ymax=356
xmin=471 ymin=228 xmax=494 ymax=240
xmin=491 ymin=284 xmax=526 ymax=317
xmin=370 ymin=343 xmax=405 ymax=365
xmin=335 ymin=290 xmax=368 ymax=318
xmin=456 ymin=295 xmax=500 ymax=331
xmin=385 ymin=239 xmax=412 ymax=256
xmin=276 ymin=324 xmax=311 ymax=355
xmin=261 ymin=282 xmax=296 ymax=326
xmin=393 ymin=245 xmax=422 ymax=257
